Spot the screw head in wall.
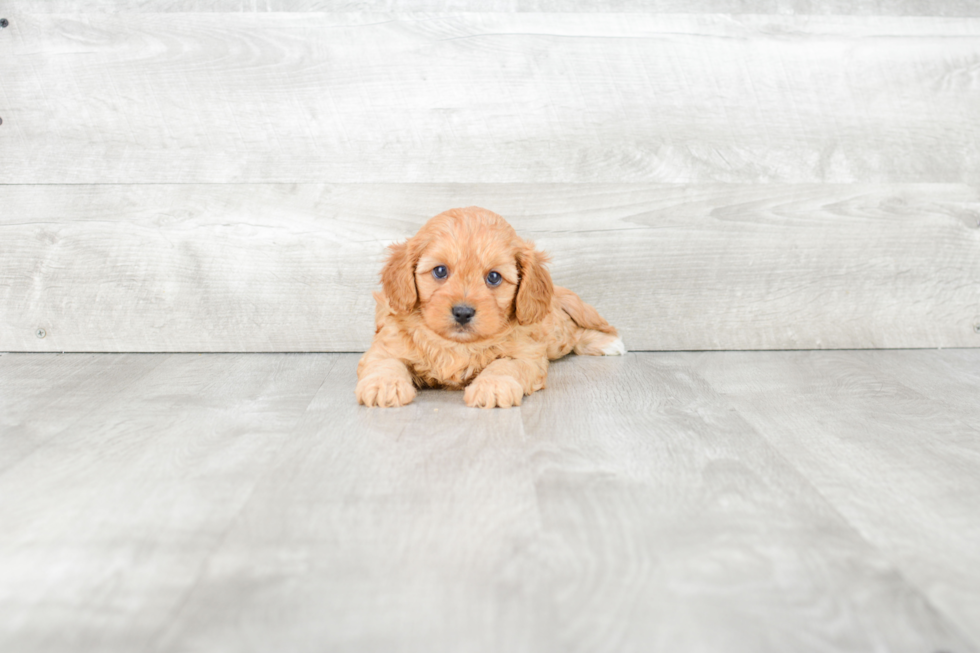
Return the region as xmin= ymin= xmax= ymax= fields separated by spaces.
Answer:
xmin=974 ymin=323 xmax=980 ymax=334
xmin=0 ymin=18 xmax=8 ymax=28
xmin=36 ymin=328 xmax=46 ymax=339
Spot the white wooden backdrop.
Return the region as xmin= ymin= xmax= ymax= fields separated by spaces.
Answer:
xmin=1 ymin=3 xmax=978 ymax=351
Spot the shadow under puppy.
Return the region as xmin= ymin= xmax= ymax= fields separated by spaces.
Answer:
xmin=357 ymin=207 xmax=624 ymax=408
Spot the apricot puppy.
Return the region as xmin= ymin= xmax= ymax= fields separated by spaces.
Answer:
xmin=356 ymin=207 xmax=624 ymax=408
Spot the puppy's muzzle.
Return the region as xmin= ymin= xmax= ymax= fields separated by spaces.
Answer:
xmin=452 ymin=304 xmax=476 ymax=325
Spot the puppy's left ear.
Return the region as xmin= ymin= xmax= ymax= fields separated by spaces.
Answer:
xmin=515 ymin=243 xmax=554 ymax=325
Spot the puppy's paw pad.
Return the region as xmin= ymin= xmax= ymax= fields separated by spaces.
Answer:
xmin=602 ymin=336 xmax=626 ymax=356
xmin=356 ymin=374 xmax=417 ymax=407
xmin=464 ymin=374 xmax=524 ymax=409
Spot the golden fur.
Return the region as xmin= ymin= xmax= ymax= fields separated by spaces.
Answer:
xmin=356 ymin=207 xmax=624 ymax=408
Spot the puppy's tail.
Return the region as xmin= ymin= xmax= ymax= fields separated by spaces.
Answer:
xmin=555 ymin=286 xmax=618 ymax=336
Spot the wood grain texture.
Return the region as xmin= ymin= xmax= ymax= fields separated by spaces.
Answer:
xmin=0 ymin=352 xmax=171 ymax=472
xmin=6 ymin=1 xmax=980 ymax=14
xmin=519 ymin=353 xmax=976 ymax=652
xmin=1 ymin=351 xmax=975 ymax=652
xmin=152 ymin=359 xmax=539 ymax=653
xmin=692 ymin=349 xmax=980 ymax=644
xmin=3 ymin=13 xmax=980 ymax=183
xmin=2 ymin=183 xmax=977 ymax=352
xmin=0 ymin=352 xmax=333 ymax=653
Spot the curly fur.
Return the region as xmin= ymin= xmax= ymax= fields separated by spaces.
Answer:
xmin=356 ymin=207 xmax=623 ymax=408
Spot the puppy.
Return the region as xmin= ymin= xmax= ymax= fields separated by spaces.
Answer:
xmin=356 ymin=207 xmax=625 ymax=408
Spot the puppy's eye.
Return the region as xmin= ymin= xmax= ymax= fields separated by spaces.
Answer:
xmin=432 ymin=265 xmax=449 ymax=280
xmin=486 ymin=271 xmax=502 ymax=287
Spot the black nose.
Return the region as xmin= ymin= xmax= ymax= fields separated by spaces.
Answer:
xmin=452 ymin=304 xmax=476 ymax=325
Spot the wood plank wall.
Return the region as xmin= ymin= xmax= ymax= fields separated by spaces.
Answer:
xmin=1 ymin=2 xmax=978 ymax=351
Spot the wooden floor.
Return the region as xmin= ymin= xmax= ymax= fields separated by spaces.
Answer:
xmin=1 ymin=350 xmax=978 ymax=653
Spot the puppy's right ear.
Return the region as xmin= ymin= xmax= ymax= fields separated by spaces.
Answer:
xmin=381 ymin=240 xmax=418 ymax=314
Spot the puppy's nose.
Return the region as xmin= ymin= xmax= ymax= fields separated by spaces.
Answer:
xmin=452 ymin=304 xmax=476 ymax=325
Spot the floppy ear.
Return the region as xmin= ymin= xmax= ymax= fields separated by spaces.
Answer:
xmin=381 ymin=239 xmax=418 ymax=314
xmin=515 ymin=244 xmax=554 ymax=325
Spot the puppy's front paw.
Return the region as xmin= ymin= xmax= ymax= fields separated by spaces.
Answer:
xmin=464 ymin=374 xmax=524 ymax=409
xmin=356 ymin=374 xmax=417 ymax=407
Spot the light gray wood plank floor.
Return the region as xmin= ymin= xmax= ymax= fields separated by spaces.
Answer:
xmin=0 ymin=350 xmax=978 ymax=652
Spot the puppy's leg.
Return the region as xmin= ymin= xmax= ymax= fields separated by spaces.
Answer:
xmin=556 ymin=286 xmax=625 ymax=356
xmin=356 ymin=354 xmax=417 ymax=408
xmin=574 ymin=329 xmax=626 ymax=356
xmin=464 ymin=357 xmax=547 ymax=409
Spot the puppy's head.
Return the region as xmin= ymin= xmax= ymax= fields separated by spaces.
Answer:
xmin=381 ymin=207 xmax=553 ymax=342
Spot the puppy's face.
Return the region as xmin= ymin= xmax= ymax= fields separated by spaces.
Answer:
xmin=381 ymin=207 xmax=553 ymax=343
xmin=415 ymin=229 xmax=519 ymax=342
